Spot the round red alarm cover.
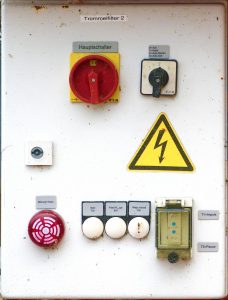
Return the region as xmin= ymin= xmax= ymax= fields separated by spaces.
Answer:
xmin=28 ymin=210 xmax=65 ymax=248
xmin=69 ymin=55 xmax=118 ymax=104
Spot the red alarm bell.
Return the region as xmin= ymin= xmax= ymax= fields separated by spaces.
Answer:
xmin=28 ymin=210 xmax=65 ymax=248
xmin=69 ymin=55 xmax=118 ymax=105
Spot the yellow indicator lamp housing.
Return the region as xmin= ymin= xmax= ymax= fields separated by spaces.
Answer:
xmin=156 ymin=198 xmax=192 ymax=263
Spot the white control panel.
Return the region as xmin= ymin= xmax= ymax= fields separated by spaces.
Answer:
xmin=1 ymin=2 xmax=227 ymax=299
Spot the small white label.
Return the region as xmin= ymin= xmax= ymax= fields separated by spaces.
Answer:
xmin=80 ymin=15 xmax=128 ymax=23
xmin=197 ymin=242 xmax=219 ymax=252
xmin=73 ymin=41 xmax=118 ymax=53
xmin=198 ymin=210 xmax=220 ymax=220
xmin=129 ymin=201 xmax=150 ymax=216
xmin=36 ymin=196 xmax=57 ymax=209
xmin=82 ymin=202 xmax=104 ymax=217
xmin=105 ymin=202 xmax=127 ymax=216
xmin=149 ymin=45 xmax=170 ymax=59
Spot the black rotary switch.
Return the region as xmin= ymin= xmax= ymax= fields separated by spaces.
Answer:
xmin=148 ymin=67 xmax=169 ymax=98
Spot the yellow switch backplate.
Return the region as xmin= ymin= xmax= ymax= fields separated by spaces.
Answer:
xmin=70 ymin=52 xmax=120 ymax=103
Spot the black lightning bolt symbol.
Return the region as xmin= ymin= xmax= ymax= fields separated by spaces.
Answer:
xmin=154 ymin=129 xmax=168 ymax=163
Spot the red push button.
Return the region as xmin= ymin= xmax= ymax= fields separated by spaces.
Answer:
xmin=69 ymin=55 xmax=119 ymax=104
xmin=28 ymin=210 xmax=65 ymax=248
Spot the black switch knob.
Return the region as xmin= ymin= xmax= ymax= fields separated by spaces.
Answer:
xmin=168 ymin=252 xmax=179 ymax=263
xmin=148 ymin=67 xmax=169 ymax=98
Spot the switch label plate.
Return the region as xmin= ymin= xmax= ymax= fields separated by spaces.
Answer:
xmin=73 ymin=41 xmax=118 ymax=53
xmin=197 ymin=242 xmax=219 ymax=252
xmin=149 ymin=45 xmax=170 ymax=59
xmin=198 ymin=210 xmax=220 ymax=220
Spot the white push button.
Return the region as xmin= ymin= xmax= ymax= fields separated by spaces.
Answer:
xmin=82 ymin=217 xmax=104 ymax=240
xmin=105 ymin=217 xmax=126 ymax=239
xmin=128 ymin=217 xmax=150 ymax=239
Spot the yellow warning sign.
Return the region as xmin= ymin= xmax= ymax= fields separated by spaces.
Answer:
xmin=128 ymin=113 xmax=194 ymax=172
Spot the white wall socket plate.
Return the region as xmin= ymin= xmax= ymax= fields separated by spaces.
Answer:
xmin=25 ymin=141 xmax=53 ymax=166
xmin=141 ymin=59 xmax=178 ymax=96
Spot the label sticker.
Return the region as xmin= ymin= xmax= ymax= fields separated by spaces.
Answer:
xmin=82 ymin=202 xmax=104 ymax=217
xmin=105 ymin=202 xmax=127 ymax=216
xmin=149 ymin=45 xmax=170 ymax=59
xmin=128 ymin=113 xmax=194 ymax=172
xmin=198 ymin=242 xmax=219 ymax=252
xmin=36 ymin=196 xmax=57 ymax=209
xmin=80 ymin=15 xmax=128 ymax=23
xmin=198 ymin=210 xmax=220 ymax=220
xmin=128 ymin=202 xmax=150 ymax=216
xmin=73 ymin=41 xmax=118 ymax=53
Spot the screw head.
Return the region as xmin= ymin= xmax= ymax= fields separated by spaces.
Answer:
xmin=168 ymin=252 xmax=179 ymax=263
xmin=31 ymin=147 xmax=44 ymax=159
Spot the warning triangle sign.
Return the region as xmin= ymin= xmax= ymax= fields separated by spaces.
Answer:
xmin=128 ymin=113 xmax=194 ymax=172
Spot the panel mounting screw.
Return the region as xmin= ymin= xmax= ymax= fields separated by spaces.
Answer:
xmin=168 ymin=252 xmax=179 ymax=263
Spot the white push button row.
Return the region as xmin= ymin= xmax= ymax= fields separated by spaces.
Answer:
xmin=81 ymin=201 xmax=151 ymax=240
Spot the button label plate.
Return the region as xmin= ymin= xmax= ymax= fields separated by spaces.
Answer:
xmin=105 ymin=202 xmax=127 ymax=216
xmin=128 ymin=201 xmax=150 ymax=216
xmin=82 ymin=202 xmax=104 ymax=217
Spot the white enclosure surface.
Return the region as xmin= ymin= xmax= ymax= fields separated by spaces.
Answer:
xmin=1 ymin=3 xmax=227 ymax=299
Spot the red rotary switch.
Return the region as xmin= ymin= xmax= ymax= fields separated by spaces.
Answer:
xmin=69 ymin=55 xmax=119 ymax=104
xmin=28 ymin=210 xmax=65 ymax=248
